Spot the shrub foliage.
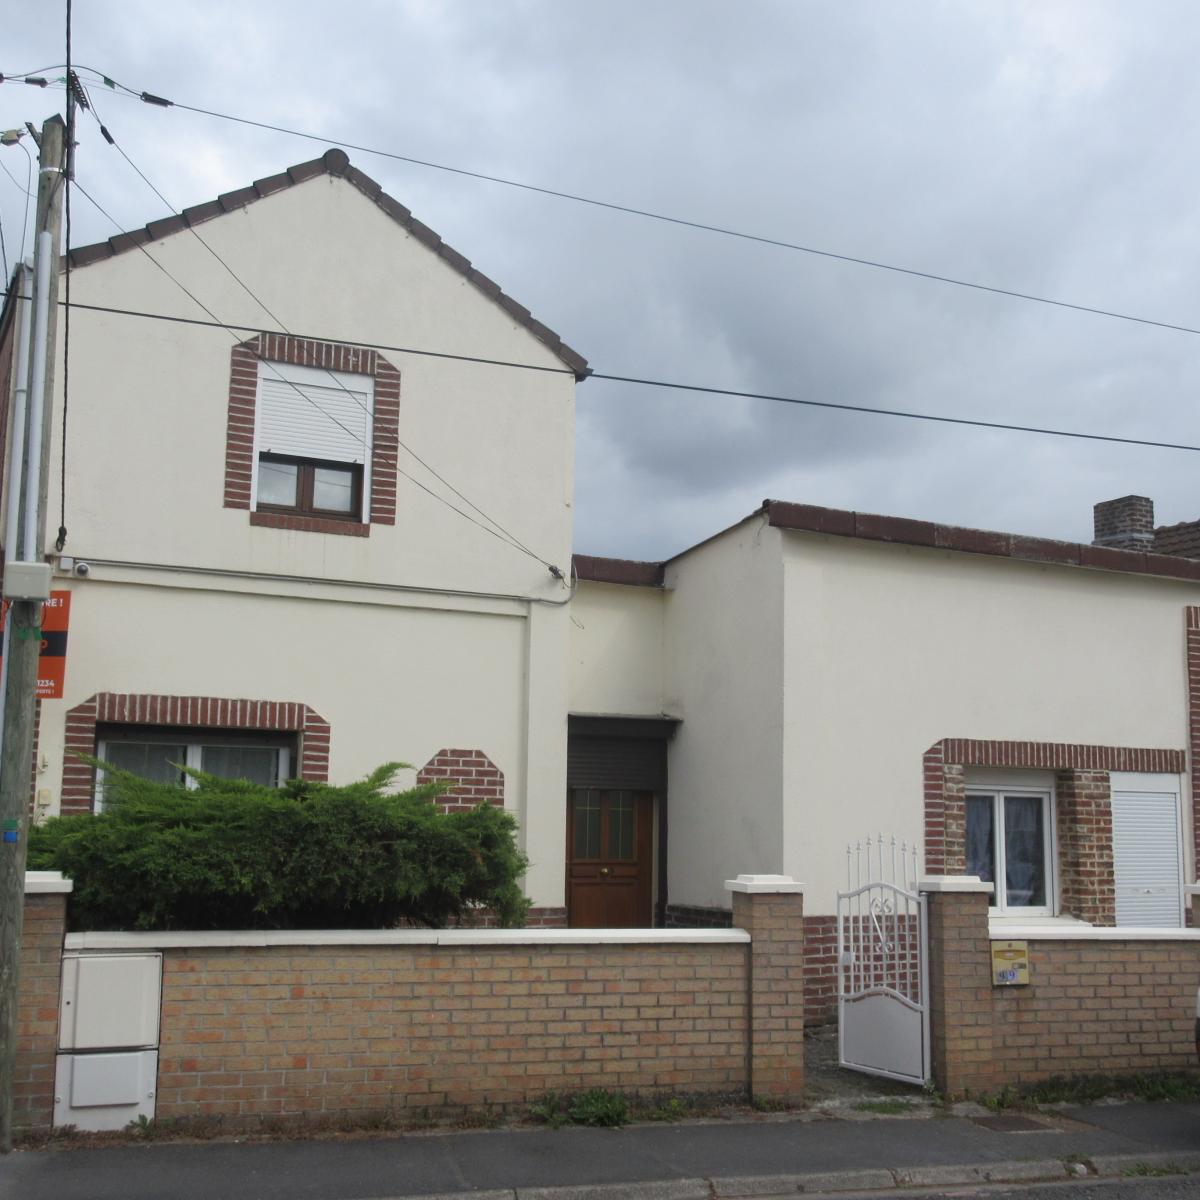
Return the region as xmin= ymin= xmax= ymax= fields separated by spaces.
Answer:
xmin=27 ymin=762 xmax=531 ymax=931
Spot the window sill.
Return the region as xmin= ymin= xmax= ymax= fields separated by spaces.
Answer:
xmin=250 ymin=511 xmax=370 ymax=537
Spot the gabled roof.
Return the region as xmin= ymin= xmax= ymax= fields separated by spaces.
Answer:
xmin=66 ymin=148 xmax=589 ymax=379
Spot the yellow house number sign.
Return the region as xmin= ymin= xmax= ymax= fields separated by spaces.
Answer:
xmin=991 ymin=940 xmax=1030 ymax=986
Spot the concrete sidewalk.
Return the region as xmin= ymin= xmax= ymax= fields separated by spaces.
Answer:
xmin=2 ymin=1101 xmax=1199 ymax=1200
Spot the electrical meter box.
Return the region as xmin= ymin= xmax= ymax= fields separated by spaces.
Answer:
xmin=59 ymin=953 xmax=162 ymax=1050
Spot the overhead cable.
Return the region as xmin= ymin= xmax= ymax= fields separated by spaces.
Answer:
xmin=6 ymin=291 xmax=1196 ymax=457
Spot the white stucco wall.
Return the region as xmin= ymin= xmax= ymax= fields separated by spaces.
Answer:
xmin=661 ymin=516 xmax=786 ymax=910
xmin=568 ymin=581 xmax=666 ymax=715
xmin=781 ymin=533 xmax=1200 ymax=915
xmin=35 ymin=570 xmax=568 ymax=906
xmin=46 ymin=172 xmax=576 ymax=598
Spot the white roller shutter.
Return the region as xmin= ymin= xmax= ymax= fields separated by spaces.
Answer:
xmin=1110 ymin=776 xmax=1183 ymax=927
xmin=256 ymin=361 xmax=373 ymax=465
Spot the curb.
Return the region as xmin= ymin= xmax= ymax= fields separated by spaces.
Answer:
xmin=376 ymin=1152 xmax=1200 ymax=1199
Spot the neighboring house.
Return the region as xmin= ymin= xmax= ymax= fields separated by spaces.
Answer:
xmin=0 ymin=149 xmax=587 ymax=923
xmin=4 ymin=151 xmax=1200 ymax=993
xmin=569 ymin=495 xmax=1200 ymax=1011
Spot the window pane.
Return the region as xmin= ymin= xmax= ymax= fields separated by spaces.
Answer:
xmin=258 ymin=458 xmax=298 ymax=506
xmin=607 ymin=793 xmax=635 ymax=860
xmin=104 ymin=742 xmax=187 ymax=786
xmin=201 ymin=745 xmax=281 ymax=787
xmin=312 ymin=466 xmax=355 ymax=513
xmin=965 ymin=795 xmax=995 ymax=885
xmin=1004 ymin=795 xmax=1046 ymax=907
xmin=572 ymin=792 xmax=601 ymax=859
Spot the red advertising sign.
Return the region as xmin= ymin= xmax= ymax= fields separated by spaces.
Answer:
xmin=0 ymin=590 xmax=71 ymax=698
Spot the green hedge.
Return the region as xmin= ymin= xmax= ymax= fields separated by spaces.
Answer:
xmin=27 ymin=762 xmax=530 ymax=930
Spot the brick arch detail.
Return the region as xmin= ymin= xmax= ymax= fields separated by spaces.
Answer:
xmin=417 ymin=748 xmax=504 ymax=814
xmin=60 ymin=693 xmax=331 ymax=814
xmin=223 ymin=333 xmax=400 ymax=530
xmin=923 ymin=738 xmax=1186 ymax=925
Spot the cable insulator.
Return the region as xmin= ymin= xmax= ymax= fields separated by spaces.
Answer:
xmin=140 ymin=91 xmax=173 ymax=107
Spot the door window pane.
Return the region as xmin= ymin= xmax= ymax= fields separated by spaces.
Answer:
xmin=313 ymin=465 xmax=355 ymax=513
xmin=103 ymin=742 xmax=188 ymax=786
xmin=1004 ymin=795 xmax=1046 ymax=907
xmin=257 ymin=458 xmax=298 ymax=506
xmin=201 ymin=745 xmax=281 ymax=787
xmin=607 ymin=793 xmax=635 ymax=860
xmin=965 ymin=795 xmax=995 ymax=884
xmin=572 ymin=792 xmax=601 ymax=859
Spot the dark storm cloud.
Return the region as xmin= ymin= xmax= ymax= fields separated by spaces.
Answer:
xmin=4 ymin=1 xmax=1200 ymax=562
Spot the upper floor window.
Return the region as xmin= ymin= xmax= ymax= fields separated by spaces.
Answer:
xmin=224 ymin=335 xmax=400 ymax=535
xmin=252 ymin=361 xmax=374 ymax=523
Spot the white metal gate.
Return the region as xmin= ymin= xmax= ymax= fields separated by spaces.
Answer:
xmin=837 ymin=836 xmax=929 ymax=1085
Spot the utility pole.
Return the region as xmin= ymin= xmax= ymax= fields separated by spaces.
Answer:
xmin=0 ymin=114 xmax=65 ymax=1154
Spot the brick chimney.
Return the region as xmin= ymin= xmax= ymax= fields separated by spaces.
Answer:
xmin=1093 ymin=496 xmax=1155 ymax=551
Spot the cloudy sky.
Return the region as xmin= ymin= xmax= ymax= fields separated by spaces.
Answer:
xmin=2 ymin=1 xmax=1199 ymax=561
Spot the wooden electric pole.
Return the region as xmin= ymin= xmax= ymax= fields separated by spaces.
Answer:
xmin=0 ymin=114 xmax=65 ymax=1154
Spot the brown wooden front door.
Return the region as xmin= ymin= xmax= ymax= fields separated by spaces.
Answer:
xmin=566 ymin=789 xmax=653 ymax=927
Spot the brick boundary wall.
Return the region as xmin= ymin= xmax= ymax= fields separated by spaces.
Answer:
xmin=13 ymin=891 xmax=68 ymax=1133
xmin=416 ymin=748 xmax=504 ymax=813
xmin=60 ymin=693 xmax=330 ymax=813
xmin=925 ymin=886 xmax=1200 ymax=1097
xmin=154 ymin=938 xmax=753 ymax=1120
xmin=923 ymin=739 xmax=1185 ymax=918
xmin=224 ymin=334 xmax=400 ymax=534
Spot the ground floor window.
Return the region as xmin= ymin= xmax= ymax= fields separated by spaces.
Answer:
xmin=96 ymin=726 xmax=293 ymax=808
xmin=965 ymin=786 xmax=1054 ymax=914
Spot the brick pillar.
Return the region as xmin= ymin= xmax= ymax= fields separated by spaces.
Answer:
xmin=921 ymin=877 xmax=995 ymax=1099
xmin=727 ymin=874 xmax=805 ymax=1102
xmin=15 ymin=872 xmax=71 ymax=1133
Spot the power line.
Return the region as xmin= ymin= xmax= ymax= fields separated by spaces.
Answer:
xmin=0 ymin=142 xmax=34 ymax=264
xmin=6 ymin=290 xmax=1197 ymax=457
xmin=13 ymin=67 xmax=1200 ymax=343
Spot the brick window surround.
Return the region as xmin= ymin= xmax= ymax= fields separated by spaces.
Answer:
xmin=923 ymin=738 xmax=1186 ymax=925
xmin=61 ymin=693 xmax=330 ymax=814
xmin=224 ymin=333 xmax=400 ymax=535
xmin=417 ymin=748 xmax=504 ymax=814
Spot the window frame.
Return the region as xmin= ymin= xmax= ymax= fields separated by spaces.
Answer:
xmin=95 ymin=727 xmax=294 ymax=811
xmin=255 ymin=452 xmax=365 ymax=522
xmin=964 ymin=778 xmax=1056 ymax=916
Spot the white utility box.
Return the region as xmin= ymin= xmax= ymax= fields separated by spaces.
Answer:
xmin=59 ymin=953 xmax=162 ymax=1051
xmin=54 ymin=1050 xmax=158 ymax=1131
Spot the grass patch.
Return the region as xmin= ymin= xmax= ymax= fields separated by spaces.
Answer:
xmin=1122 ymin=1162 xmax=1188 ymax=1178
xmin=978 ymin=1071 xmax=1200 ymax=1111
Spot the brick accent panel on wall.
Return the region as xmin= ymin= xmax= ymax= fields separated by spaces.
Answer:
xmin=923 ymin=738 xmax=1185 ymax=877
xmin=1187 ymin=607 xmax=1200 ymax=879
xmin=417 ymin=748 xmax=504 ymax=813
xmin=154 ymin=939 xmax=750 ymax=1120
xmin=1055 ymin=770 xmax=1116 ymax=925
xmin=13 ymin=892 xmax=68 ymax=1133
xmin=224 ymin=334 xmax=400 ymax=531
xmin=60 ymin=693 xmax=330 ymax=813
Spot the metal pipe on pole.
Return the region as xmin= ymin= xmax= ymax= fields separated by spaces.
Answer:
xmin=0 ymin=115 xmax=65 ymax=1154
